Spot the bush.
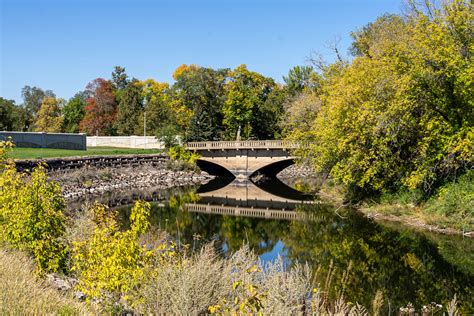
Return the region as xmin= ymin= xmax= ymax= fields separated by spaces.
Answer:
xmin=71 ymin=201 xmax=155 ymax=309
xmin=168 ymin=145 xmax=200 ymax=167
xmin=427 ymin=170 xmax=474 ymax=222
xmin=0 ymin=162 xmax=68 ymax=274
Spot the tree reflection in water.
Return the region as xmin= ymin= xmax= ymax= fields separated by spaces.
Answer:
xmin=115 ymin=177 xmax=474 ymax=313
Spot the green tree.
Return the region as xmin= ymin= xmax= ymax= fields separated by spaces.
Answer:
xmin=223 ymin=65 xmax=276 ymax=139
xmin=21 ymin=86 xmax=56 ymax=130
xmin=252 ymin=86 xmax=288 ymax=139
xmin=111 ymin=66 xmax=130 ymax=104
xmin=283 ymin=65 xmax=320 ymax=95
xmin=114 ymin=81 xmax=144 ymax=135
xmin=0 ymin=98 xmax=25 ymax=131
xmin=62 ymin=92 xmax=87 ymax=133
xmin=32 ymin=97 xmax=63 ymax=133
xmin=172 ymin=65 xmax=229 ymax=141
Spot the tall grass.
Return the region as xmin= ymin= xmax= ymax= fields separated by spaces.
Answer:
xmin=0 ymin=248 xmax=90 ymax=315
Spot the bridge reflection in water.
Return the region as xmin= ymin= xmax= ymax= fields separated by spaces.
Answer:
xmin=184 ymin=177 xmax=317 ymax=221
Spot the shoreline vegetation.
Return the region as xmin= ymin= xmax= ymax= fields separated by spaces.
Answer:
xmin=315 ymin=176 xmax=473 ymax=237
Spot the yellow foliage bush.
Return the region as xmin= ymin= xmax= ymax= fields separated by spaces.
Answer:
xmin=0 ymin=141 xmax=68 ymax=274
xmin=71 ymin=201 xmax=155 ymax=308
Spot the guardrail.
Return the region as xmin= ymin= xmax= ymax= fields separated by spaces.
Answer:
xmin=185 ymin=140 xmax=299 ymax=150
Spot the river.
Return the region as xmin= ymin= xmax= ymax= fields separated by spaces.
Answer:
xmin=75 ymin=175 xmax=474 ymax=313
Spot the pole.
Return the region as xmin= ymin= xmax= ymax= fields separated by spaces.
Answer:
xmin=144 ymin=111 xmax=147 ymax=149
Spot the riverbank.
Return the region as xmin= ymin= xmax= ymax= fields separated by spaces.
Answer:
xmin=277 ymin=164 xmax=472 ymax=237
xmin=316 ymin=179 xmax=473 ymax=237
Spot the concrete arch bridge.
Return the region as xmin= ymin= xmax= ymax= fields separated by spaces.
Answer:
xmin=185 ymin=140 xmax=299 ymax=178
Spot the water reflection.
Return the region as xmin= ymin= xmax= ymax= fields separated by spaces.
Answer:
xmin=103 ymin=177 xmax=473 ymax=312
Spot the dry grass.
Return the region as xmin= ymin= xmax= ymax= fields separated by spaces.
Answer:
xmin=0 ymin=248 xmax=91 ymax=315
xmin=134 ymin=245 xmax=322 ymax=314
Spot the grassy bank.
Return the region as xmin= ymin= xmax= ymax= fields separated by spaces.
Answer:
xmin=317 ymin=172 xmax=473 ymax=235
xmin=7 ymin=146 xmax=163 ymax=159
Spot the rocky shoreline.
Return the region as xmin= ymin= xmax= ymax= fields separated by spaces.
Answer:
xmin=49 ymin=162 xmax=214 ymax=203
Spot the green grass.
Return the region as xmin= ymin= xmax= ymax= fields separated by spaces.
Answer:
xmin=7 ymin=146 xmax=163 ymax=160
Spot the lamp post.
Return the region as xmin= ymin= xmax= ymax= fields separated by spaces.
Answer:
xmin=144 ymin=111 xmax=147 ymax=149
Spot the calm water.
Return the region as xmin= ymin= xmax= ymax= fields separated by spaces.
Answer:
xmin=76 ymin=176 xmax=474 ymax=313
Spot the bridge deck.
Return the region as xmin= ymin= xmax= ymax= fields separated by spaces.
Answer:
xmin=186 ymin=140 xmax=298 ymax=150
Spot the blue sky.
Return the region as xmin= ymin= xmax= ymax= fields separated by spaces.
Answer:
xmin=1 ymin=0 xmax=402 ymax=103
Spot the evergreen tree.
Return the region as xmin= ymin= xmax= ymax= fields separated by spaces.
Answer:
xmin=114 ymin=82 xmax=143 ymax=135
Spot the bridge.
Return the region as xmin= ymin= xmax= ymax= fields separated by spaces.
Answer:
xmin=184 ymin=178 xmax=317 ymax=221
xmin=185 ymin=140 xmax=299 ymax=178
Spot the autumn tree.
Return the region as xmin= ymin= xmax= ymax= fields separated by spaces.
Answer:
xmin=32 ymin=96 xmax=63 ymax=132
xmin=137 ymin=79 xmax=176 ymax=137
xmin=79 ymin=78 xmax=117 ymax=136
xmin=114 ymin=81 xmax=144 ymax=135
xmin=294 ymin=0 xmax=473 ymax=198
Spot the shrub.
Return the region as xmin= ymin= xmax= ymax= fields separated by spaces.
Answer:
xmin=427 ymin=170 xmax=474 ymax=224
xmin=0 ymin=162 xmax=68 ymax=274
xmin=71 ymin=201 xmax=155 ymax=309
xmin=168 ymin=145 xmax=199 ymax=165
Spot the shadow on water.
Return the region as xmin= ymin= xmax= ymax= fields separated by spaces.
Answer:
xmin=77 ymin=175 xmax=474 ymax=313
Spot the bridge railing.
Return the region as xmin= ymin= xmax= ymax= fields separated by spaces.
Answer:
xmin=185 ymin=140 xmax=299 ymax=150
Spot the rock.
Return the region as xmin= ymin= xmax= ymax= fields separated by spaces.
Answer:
xmin=46 ymin=273 xmax=72 ymax=292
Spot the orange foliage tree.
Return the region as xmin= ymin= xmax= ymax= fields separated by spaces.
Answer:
xmin=79 ymin=78 xmax=117 ymax=135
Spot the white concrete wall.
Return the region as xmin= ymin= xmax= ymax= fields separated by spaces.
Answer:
xmin=87 ymin=136 xmax=164 ymax=149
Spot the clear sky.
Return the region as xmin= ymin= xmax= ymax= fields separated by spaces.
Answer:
xmin=1 ymin=0 xmax=402 ymax=103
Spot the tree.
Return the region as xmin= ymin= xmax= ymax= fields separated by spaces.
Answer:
xmin=111 ymin=66 xmax=129 ymax=91
xmin=21 ymin=86 xmax=55 ymax=130
xmin=137 ymin=79 xmax=177 ymax=137
xmin=281 ymin=92 xmax=321 ymax=142
xmin=299 ymin=0 xmax=473 ymax=198
xmin=283 ymin=66 xmax=320 ymax=95
xmin=79 ymin=78 xmax=117 ymax=136
xmin=111 ymin=66 xmax=130 ymax=103
xmin=62 ymin=92 xmax=87 ymax=133
xmin=172 ymin=64 xmax=229 ymax=141
xmin=0 ymin=98 xmax=25 ymax=131
xmin=32 ymin=97 xmax=63 ymax=132
xmin=252 ymin=86 xmax=288 ymax=139
xmin=223 ymin=65 xmax=276 ymax=139
xmin=114 ymin=81 xmax=144 ymax=135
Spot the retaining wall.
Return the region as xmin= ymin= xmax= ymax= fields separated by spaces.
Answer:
xmin=14 ymin=153 xmax=168 ymax=172
xmin=0 ymin=131 xmax=86 ymax=150
xmin=87 ymin=136 xmax=163 ymax=149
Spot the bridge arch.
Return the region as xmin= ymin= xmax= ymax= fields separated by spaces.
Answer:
xmin=196 ymin=159 xmax=235 ymax=178
xmin=186 ymin=140 xmax=299 ymax=178
xmin=250 ymin=158 xmax=295 ymax=178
